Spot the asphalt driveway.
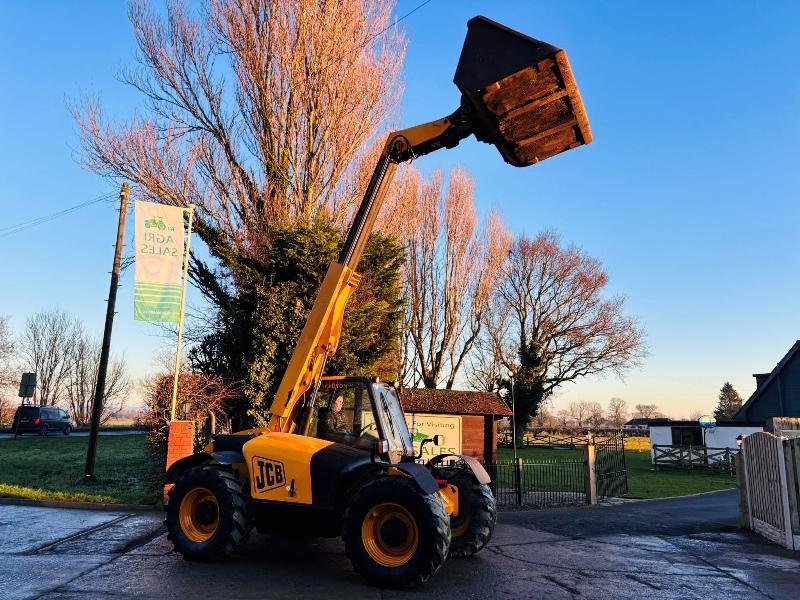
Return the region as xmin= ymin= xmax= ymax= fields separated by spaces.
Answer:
xmin=1 ymin=490 xmax=799 ymax=599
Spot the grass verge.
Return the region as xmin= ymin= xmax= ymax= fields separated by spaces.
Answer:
xmin=0 ymin=434 xmax=162 ymax=505
xmin=496 ymin=446 xmax=737 ymax=500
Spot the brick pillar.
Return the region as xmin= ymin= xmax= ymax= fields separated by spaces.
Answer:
xmin=163 ymin=420 xmax=194 ymax=505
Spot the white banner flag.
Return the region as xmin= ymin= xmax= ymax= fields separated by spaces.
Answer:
xmin=134 ymin=201 xmax=186 ymax=323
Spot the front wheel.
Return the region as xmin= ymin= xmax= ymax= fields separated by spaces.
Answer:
xmin=441 ymin=468 xmax=496 ymax=558
xmin=343 ymin=476 xmax=451 ymax=589
xmin=165 ymin=466 xmax=252 ymax=561
xmin=63 ymin=426 xmax=71 ymax=436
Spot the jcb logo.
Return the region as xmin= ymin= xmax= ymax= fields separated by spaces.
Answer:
xmin=252 ymin=457 xmax=286 ymax=492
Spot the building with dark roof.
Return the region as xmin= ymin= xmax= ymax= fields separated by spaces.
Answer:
xmin=399 ymin=388 xmax=511 ymax=463
xmin=736 ymin=341 xmax=800 ymax=422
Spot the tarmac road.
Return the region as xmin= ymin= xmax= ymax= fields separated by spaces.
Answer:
xmin=1 ymin=490 xmax=799 ymax=599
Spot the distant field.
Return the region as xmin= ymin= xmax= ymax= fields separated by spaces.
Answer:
xmin=496 ymin=446 xmax=737 ymax=499
xmin=0 ymin=434 xmax=161 ymax=505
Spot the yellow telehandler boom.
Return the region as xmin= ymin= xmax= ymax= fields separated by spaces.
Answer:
xmin=266 ymin=16 xmax=591 ymax=436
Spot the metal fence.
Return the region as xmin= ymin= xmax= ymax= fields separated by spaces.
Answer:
xmin=484 ymin=458 xmax=587 ymax=508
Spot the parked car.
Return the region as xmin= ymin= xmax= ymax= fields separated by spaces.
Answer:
xmin=12 ymin=405 xmax=72 ymax=436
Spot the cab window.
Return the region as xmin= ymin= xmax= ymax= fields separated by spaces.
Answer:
xmin=314 ymin=381 xmax=379 ymax=450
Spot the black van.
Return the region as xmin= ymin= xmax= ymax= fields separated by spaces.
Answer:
xmin=12 ymin=405 xmax=72 ymax=436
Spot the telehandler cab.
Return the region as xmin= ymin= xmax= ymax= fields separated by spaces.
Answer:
xmin=163 ymin=16 xmax=592 ymax=588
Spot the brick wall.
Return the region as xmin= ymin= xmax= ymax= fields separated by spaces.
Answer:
xmin=461 ymin=415 xmax=486 ymax=462
xmin=163 ymin=420 xmax=194 ymax=505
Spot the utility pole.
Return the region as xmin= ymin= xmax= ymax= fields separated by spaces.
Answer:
xmin=85 ymin=183 xmax=129 ymax=479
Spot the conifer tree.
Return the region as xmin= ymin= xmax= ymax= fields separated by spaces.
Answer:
xmin=714 ymin=382 xmax=743 ymax=421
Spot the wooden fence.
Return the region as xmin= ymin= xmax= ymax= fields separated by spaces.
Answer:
xmin=652 ymin=444 xmax=738 ymax=473
xmin=739 ymin=428 xmax=800 ymax=550
xmin=498 ymin=428 xmax=648 ymax=450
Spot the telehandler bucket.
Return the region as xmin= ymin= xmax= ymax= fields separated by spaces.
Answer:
xmin=455 ymin=16 xmax=592 ymax=167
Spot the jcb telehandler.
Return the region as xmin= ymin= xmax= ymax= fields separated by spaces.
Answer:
xmin=163 ymin=16 xmax=592 ymax=588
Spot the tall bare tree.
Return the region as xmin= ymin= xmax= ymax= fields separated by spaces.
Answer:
xmin=607 ymin=397 xmax=628 ymax=428
xmin=65 ymin=330 xmax=130 ymax=425
xmin=392 ymin=167 xmax=511 ymax=388
xmin=20 ymin=310 xmax=79 ymax=406
xmin=73 ymin=1 xmax=407 ymax=426
xmin=74 ymin=0 xmax=405 ymax=256
xmin=485 ymin=231 xmax=646 ymax=443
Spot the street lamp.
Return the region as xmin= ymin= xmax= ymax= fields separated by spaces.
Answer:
xmin=508 ymin=370 xmax=517 ymax=463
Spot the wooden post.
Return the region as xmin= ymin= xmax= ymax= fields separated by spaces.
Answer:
xmin=735 ymin=452 xmax=750 ymax=529
xmin=585 ymin=441 xmax=598 ymax=505
xmin=85 ymin=183 xmax=129 ymax=479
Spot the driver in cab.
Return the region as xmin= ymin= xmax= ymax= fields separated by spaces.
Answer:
xmin=325 ymin=395 xmax=349 ymax=434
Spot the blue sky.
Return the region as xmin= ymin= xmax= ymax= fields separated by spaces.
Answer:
xmin=1 ymin=1 xmax=799 ymax=417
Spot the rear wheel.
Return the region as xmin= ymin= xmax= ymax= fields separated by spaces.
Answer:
xmin=39 ymin=425 xmax=48 ymax=437
xmin=343 ymin=476 xmax=450 ymax=588
xmin=441 ymin=468 xmax=496 ymax=557
xmin=165 ymin=465 xmax=252 ymax=561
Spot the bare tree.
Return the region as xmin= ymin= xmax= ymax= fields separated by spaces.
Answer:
xmin=607 ymin=397 xmax=628 ymax=429
xmin=395 ymin=167 xmax=511 ymax=388
xmin=633 ymin=403 xmax=664 ymax=419
xmin=0 ymin=316 xmax=14 ymax=389
xmin=0 ymin=396 xmax=13 ymax=428
xmin=140 ymin=369 xmax=239 ymax=448
xmin=488 ymin=231 xmax=646 ymax=443
xmin=73 ymin=0 xmax=405 ymax=260
xmin=65 ymin=330 xmax=130 ymax=425
xmin=532 ymin=399 xmax=558 ymax=428
xmin=586 ymin=401 xmax=606 ymax=429
xmin=20 ymin=310 xmax=79 ymax=406
xmin=687 ymin=410 xmax=704 ymax=421
xmin=556 ymin=409 xmax=573 ymax=429
xmin=566 ymin=401 xmax=591 ymax=428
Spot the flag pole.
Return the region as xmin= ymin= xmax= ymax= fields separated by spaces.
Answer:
xmin=170 ymin=204 xmax=195 ymax=422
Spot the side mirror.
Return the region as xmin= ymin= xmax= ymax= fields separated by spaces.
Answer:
xmin=416 ymin=435 xmax=444 ymax=460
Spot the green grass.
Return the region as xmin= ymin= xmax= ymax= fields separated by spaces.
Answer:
xmin=496 ymin=446 xmax=737 ymax=500
xmin=0 ymin=434 xmax=162 ymax=505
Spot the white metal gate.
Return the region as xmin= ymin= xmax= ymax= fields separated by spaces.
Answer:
xmin=741 ymin=431 xmax=797 ymax=549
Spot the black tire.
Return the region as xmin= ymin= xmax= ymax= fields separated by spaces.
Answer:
xmin=40 ymin=425 xmax=48 ymax=437
xmin=63 ymin=426 xmax=71 ymax=436
xmin=441 ymin=468 xmax=497 ymax=558
xmin=165 ymin=465 xmax=252 ymax=561
xmin=342 ymin=476 xmax=451 ymax=589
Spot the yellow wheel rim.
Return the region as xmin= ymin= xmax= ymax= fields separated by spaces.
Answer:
xmin=451 ymin=485 xmax=472 ymax=537
xmin=362 ymin=502 xmax=419 ymax=567
xmin=451 ymin=501 xmax=471 ymax=537
xmin=179 ymin=487 xmax=219 ymax=543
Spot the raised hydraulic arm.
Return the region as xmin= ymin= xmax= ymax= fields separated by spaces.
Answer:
xmin=266 ymin=110 xmax=474 ymax=433
xmin=265 ymin=15 xmax=592 ymax=434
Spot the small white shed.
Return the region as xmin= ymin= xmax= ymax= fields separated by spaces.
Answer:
xmin=649 ymin=420 xmax=764 ymax=451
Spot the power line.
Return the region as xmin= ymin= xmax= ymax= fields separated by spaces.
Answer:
xmin=0 ymin=192 xmax=117 ymax=238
